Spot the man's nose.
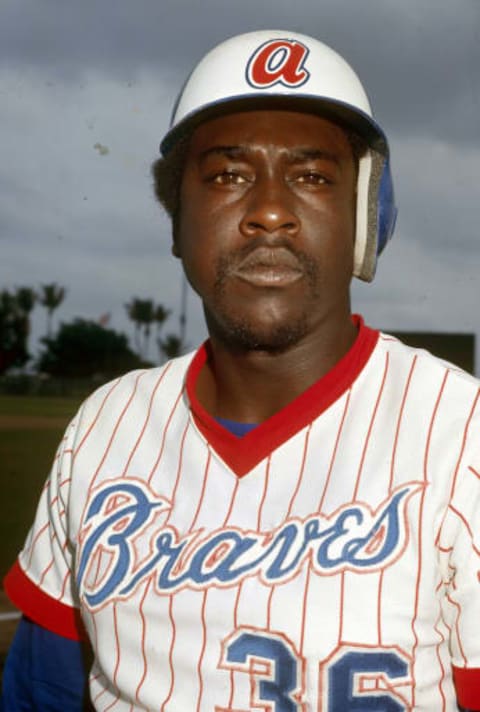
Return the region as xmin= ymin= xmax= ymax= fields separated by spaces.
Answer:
xmin=239 ymin=177 xmax=300 ymax=238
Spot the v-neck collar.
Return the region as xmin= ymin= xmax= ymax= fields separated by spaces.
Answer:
xmin=186 ymin=315 xmax=379 ymax=477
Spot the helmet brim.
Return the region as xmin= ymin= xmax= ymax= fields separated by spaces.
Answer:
xmin=160 ymin=94 xmax=388 ymax=157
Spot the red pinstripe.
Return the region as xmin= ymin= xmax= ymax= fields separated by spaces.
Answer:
xmin=411 ymin=369 xmax=448 ymax=707
xmin=448 ymin=387 xmax=480 ymax=501
xmin=256 ymin=456 xmax=272 ymax=531
xmin=38 ymin=556 xmax=54 ymax=587
xmin=223 ymin=467 xmax=246 ymax=712
xmin=378 ymin=356 xmax=418 ymax=646
xmin=353 ymin=352 xmax=389 ymax=500
xmin=104 ymin=603 xmax=122 ymax=711
xmin=59 ymin=569 xmax=70 ymax=599
xmin=160 ymin=595 xmax=177 ymax=711
xmin=90 ymin=372 xmax=146 ymax=490
xmin=134 ymin=577 xmax=153 ymax=703
xmin=317 ymin=389 xmax=351 ymax=513
xmin=299 ymin=564 xmax=312 ymax=654
xmin=222 ymin=476 xmax=239 ymax=528
xmin=73 ymin=376 xmax=122 ymax=460
xmin=266 ymin=425 xmax=311 ymax=641
xmin=232 ymin=584 xmax=241 ymax=631
xmin=226 ymin=557 xmax=244 ymax=711
xmin=265 ymin=585 xmax=275 ymax=630
xmin=389 ymin=356 xmax=417 ymax=492
xmin=147 ymin=387 xmax=184 ymax=485
xmin=224 ymin=453 xmax=271 ymax=710
xmin=377 ymin=571 xmax=384 ymax=646
xmin=285 ymin=424 xmax=312 ymax=519
xmin=195 ymin=591 xmax=209 ymax=712
xmin=448 ymin=505 xmax=480 ymax=555
xmin=155 ymin=419 xmax=191 ymax=710
xmin=167 ymin=420 xmax=190 ymax=514
xmin=338 ymin=573 xmax=346 ymax=644
xmin=188 ymin=449 xmax=213 ymax=712
xmin=26 ymin=521 xmax=49 ymax=569
xmin=88 ymin=613 xmax=103 ymax=696
xmin=446 ymin=593 xmax=468 ymax=666
xmin=468 ymin=465 xmax=480 ymax=479
xmin=189 ymin=448 xmax=212 ymax=532
xmin=433 ymin=615 xmax=447 ymax=711
xmin=121 ymin=364 xmax=172 ymax=477
xmin=102 ymin=690 xmax=120 ymax=711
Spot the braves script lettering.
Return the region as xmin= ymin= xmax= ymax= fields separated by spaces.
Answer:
xmin=246 ymin=39 xmax=310 ymax=89
xmin=77 ymin=480 xmax=421 ymax=608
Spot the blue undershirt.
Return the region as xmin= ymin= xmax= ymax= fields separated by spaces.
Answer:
xmin=215 ymin=416 xmax=257 ymax=437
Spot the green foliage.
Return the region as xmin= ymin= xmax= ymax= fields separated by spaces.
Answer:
xmin=39 ymin=282 xmax=66 ymax=337
xmin=160 ymin=333 xmax=184 ymax=360
xmin=0 ymin=288 xmax=35 ymax=374
xmin=126 ymin=297 xmax=173 ymax=360
xmin=37 ymin=318 xmax=146 ymax=378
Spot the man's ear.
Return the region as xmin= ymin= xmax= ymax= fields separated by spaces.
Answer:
xmin=171 ymin=241 xmax=181 ymax=258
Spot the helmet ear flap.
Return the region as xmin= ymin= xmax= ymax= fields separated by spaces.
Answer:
xmin=353 ymin=150 xmax=397 ymax=282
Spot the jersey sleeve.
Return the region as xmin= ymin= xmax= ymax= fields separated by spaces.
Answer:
xmin=3 ymin=415 xmax=86 ymax=641
xmin=438 ymin=436 xmax=480 ymax=711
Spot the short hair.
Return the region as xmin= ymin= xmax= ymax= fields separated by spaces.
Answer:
xmin=151 ymin=135 xmax=190 ymax=238
xmin=151 ymin=124 xmax=367 ymax=234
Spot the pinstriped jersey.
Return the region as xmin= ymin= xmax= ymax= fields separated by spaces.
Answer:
xmin=5 ymin=317 xmax=480 ymax=711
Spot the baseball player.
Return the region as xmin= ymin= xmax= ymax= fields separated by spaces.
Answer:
xmin=2 ymin=30 xmax=480 ymax=711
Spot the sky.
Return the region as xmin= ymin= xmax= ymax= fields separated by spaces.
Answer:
xmin=1 ymin=0 xmax=479 ymax=370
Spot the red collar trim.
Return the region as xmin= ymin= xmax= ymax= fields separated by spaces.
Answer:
xmin=186 ymin=315 xmax=379 ymax=477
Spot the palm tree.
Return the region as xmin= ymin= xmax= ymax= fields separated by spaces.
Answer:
xmin=15 ymin=286 xmax=37 ymax=354
xmin=137 ymin=299 xmax=155 ymax=359
xmin=125 ymin=298 xmax=155 ymax=359
xmin=16 ymin=286 xmax=36 ymax=315
xmin=125 ymin=298 xmax=143 ymax=355
xmin=160 ymin=334 xmax=183 ymax=361
xmin=154 ymin=304 xmax=170 ymax=360
xmin=0 ymin=289 xmax=32 ymax=373
xmin=39 ymin=283 xmax=66 ymax=338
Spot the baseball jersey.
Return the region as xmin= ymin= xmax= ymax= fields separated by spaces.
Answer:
xmin=5 ymin=315 xmax=480 ymax=711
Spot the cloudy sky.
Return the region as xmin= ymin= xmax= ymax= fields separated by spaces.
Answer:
xmin=2 ymin=0 xmax=479 ymax=370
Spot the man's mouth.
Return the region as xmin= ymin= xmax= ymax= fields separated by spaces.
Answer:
xmin=230 ymin=247 xmax=303 ymax=287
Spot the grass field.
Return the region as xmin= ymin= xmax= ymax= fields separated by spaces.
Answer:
xmin=0 ymin=395 xmax=83 ymax=578
xmin=0 ymin=394 xmax=84 ymax=681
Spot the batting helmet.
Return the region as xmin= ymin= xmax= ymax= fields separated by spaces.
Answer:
xmin=160 ymin=30 xmax=396 ymax=282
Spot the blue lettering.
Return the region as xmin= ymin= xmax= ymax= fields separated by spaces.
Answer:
xmin=77 ymin=482 xmax=417 ymax=607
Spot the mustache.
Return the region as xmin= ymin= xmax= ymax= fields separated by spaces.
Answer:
xmin=216 ymin=238 xmax=316 ymax=278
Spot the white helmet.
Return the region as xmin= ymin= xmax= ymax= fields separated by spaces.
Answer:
xmin=160 ymin=30 xmax=396 ymax=282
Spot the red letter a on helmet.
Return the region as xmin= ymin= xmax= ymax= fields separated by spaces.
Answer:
xmin=246 ymin=39 xmax=310 ymax=89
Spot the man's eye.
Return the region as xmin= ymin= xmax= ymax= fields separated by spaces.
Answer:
xmin=295 ymin=172 xmax=328 ymax=185
xmin=212 ymin=171 xmax=248 ymax=185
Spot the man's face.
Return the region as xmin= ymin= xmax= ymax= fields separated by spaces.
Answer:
xmin=176 ymin=109 xmax=357 ymax=352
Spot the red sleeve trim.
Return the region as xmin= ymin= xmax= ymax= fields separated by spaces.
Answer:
xmin=3 ymin=560 xmax=86 ymax=641
xmin=453 ymin=665 xmax=480 ymax=708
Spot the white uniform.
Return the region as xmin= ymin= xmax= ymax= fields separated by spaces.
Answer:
xmin=5 ymin=316 xmax=480 ymax=711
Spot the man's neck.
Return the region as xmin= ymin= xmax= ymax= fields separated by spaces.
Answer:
xmin=195 ymin=315 xmax=358 ymax=423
